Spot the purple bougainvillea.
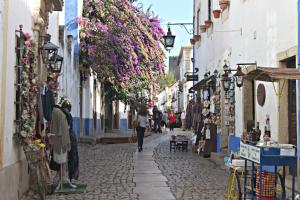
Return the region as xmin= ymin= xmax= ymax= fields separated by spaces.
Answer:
xmin=79 ymin=0 xmax=165 ymax=101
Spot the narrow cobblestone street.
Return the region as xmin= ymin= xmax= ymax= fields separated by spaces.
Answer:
xmin=23 ymin=130 xmax=228 ymax=200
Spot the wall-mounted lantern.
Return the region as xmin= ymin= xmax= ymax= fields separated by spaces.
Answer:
xmin=221 ymin=71 xmax=231 ymax=92
xmin=234 ymin=65 xmax=245 ymax=88
xmin=40 ymin=34 xmax=59 ymax=64
xmin=48 ymin=54 xmax=63 ymax=73
xmin=221 ymin=63 xmax=247 ymax=91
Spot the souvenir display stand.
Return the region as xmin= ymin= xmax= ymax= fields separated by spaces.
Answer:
xmin=240 ymin=141 xmax=297 ymax=200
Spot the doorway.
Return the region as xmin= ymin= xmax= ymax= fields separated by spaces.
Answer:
xmin=243 ymin=79 xmax=255 ymax=127
xmin=286 ymin=57 xmax=297 ymax=146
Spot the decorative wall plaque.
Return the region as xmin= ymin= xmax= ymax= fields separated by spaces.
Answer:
xmin=257 ymin=83 xmax=266 ymax=106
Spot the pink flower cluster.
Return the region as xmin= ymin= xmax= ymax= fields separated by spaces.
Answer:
xmin=20 ymin=32 xmax=38 ymax=138
xmin=79 ymin=0 xmax=165 ymax=94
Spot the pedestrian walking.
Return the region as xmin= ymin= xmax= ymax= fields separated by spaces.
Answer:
xmin=152 ymin=106 xmax=160 ymax=133
xmin=181 ymin=111 xmax=186 ymax=131
xmin=168 ymin=111 xmax=176 ymax=131
xmin=136 ymin=106 xmax=148 ymax=152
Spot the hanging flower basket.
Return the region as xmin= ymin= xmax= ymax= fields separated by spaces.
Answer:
xmin=194 ymin=35 xmax=201 ymax=42
xmin=190 ymin=38 xmax=195 ymax=45
xmin=213 ymin=9 xmax=221 ymax=19
xmin=219 ymin=0 xmax=230 ymax=11
xmin=204 ymin=20 xmax=213 ymax=28
xmin=200 ymin=25 xmax=207 ymax=33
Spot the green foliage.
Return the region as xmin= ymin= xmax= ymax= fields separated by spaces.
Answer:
xmin=167 ymin=72 xmax=176 ymax=87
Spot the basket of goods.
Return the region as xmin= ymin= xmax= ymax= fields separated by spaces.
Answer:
xmin=255 ymin=171 xmax=276 ymax=200
xmin=23 ymin=140 xmax=46 ymax=165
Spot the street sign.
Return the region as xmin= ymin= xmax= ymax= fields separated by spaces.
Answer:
xmin=186 ymin=75 xmax=198 ymax=81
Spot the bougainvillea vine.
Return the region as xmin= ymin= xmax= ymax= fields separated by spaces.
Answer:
xmin=79 ymin=0 xmax=166 ymax=103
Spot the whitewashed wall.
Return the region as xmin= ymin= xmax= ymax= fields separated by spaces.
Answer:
xmin=2 ymin=0 xmax=36 ymax=167
xmin=194 ymin=0 xmax=297 ymax=141
xmin=158 ymin=89 xmax=167 ymax=113
xmin=178 ymin=46 xmax=193 ymax=112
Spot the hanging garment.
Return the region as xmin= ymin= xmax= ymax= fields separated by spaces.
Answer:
xmin=42 ymin=87 xmax=55 ymax=122
xmin=51 ymin=106 xmax=70 ymax=155
xmin=68 ymin=131 xmax=79 ymax=180
xmin=62 ymin=108 xmax=79 ymax=181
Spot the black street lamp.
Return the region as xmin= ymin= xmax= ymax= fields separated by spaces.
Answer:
xmin=221 ymin=71 xmax=231 ymax=92
xmin=234 ymin=65 xmax=245 ymax=88
xmin=48 ymin=54 xmax=63 ymax=73
xmin=40 ymin=34 xmax=59 ymax=64
xmin=221 ymin=64 xmax=246 ymax=90
xmin=163 ymin=27 xmax=176 ymax=52
xmin=163 ymin=23 xmax=193 ymax=52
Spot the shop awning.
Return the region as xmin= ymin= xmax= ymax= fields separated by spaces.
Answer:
xmin=243 ymin=65 xmax=300 ymax=82
xmin=189 ymin=75 xmax=215 ymax=91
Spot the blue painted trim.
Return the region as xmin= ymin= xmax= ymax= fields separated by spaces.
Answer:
xmin=84 ymin=118 xmax=93 ymax=136
xmin=65 ymin=0 xmax=79 ymax=58
xmin=73 ymin=117 xmax=80 ymax=137
xmin=216 ymin=132 xmax=221 ymax=153
xmin=297 ymin=0 xmax=300 ymax=190
xmin=119 ymin=119 xmax=128 ymax=131
xmin=228 ymin=135 xmax=240 ymax=153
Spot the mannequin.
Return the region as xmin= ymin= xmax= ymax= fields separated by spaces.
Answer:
xmin=51 ymin=105 xmax=74 ymax=190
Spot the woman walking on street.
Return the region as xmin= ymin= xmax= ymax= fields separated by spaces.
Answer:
xmin=136 ymin=106 xmax=148 ymax=152
xmin=168 ymin=111 xmax=176 ymax=131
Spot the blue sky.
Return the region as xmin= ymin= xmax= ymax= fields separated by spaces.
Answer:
xmin=134 ymin=0 xmax=193 ymax=67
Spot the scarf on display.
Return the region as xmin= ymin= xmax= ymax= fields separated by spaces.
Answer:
xmin=51 ymin=105 xmax=71 ymax=154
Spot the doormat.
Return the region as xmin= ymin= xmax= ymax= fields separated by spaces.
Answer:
xmin=51 ymin=183 xmax=87 ymax=195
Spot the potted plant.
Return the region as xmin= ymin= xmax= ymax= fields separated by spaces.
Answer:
xmin=190 ymin=38 xmax=195 ymax=45
xmin=219 ymin=0 xmax=230 ymax=11
xmin=200 ymin=25 xmax=207 ymax=33
xmin=213 ymin=9 xmax=221 ymax=19
xmin=194 ymin=35 xmax=201 ymax=42
xmin=204 ymin=20 xmax=213 ymax=28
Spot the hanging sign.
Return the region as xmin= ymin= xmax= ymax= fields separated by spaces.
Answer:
xmin=240 ymin=142 xmax=261 ymax=163
xmin=186 ymin=75 xmax=198 ymax=81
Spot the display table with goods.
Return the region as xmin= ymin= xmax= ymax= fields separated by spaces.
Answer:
xmin=226 ymin=141 xmax=297 ymax=200
xmin=170 ymin=135 xmax=188 ymax=152
xmin=240 ymin=141 xmax=296 ymax=200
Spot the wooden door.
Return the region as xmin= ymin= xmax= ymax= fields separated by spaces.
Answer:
xmin=287 ymin=58 xmax=297 ymax=146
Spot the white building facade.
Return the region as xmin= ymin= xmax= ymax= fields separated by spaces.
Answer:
xmin=178 ymin=46 xmax=193 ymax=112
xmin=193 ymin=0 xmax=298 ymax=151
xmin=0 ymin=1 xmax=65 ymax=199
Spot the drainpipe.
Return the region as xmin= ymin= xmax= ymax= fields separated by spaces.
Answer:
xmin=297 ymin=0 xmax=300 ymax=190
xmin=192 ymin=0 xmax=195 ymax=100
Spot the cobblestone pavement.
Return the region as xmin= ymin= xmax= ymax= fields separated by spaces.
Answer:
xmin=22 ymin=134 xmax=162 ymax=200
xmin=22 ymin=131 xmax=229 ymax=200
xmin=153 ymin=132 xmax=228 ymax=200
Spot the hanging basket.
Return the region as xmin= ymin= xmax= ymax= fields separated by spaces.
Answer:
xmin=194 ymin=35 xmax=201 ymax=42
xmin=200 ymin=25 xmax=207 ymax=33
xmin=204 ymin=20 xmax=213 ymax=28
xmin=213 ymin=9 xmax=221 ymax=19
xmin=219 ymin=0 xmax=230 ymax=11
